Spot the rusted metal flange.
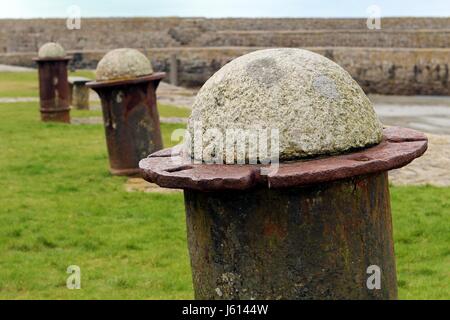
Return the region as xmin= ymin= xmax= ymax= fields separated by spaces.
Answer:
xmin=69 ymin=76 xmax=91 ymax=85
xmin=86 ymin=72 xmax=166 ymax=89
xmin=140 ymin=127 xmax=428 ymax=191
xmin=32 ymin=56 xmax=72 ymax=63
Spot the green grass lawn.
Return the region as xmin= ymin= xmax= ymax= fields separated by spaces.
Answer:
xmin=392 ymin=186 xmax=449 ymax=299
xmin=0 ymin=70 xmax=192 ymax=119
xmin=10 ymin=102 xmax=190 ymax=120
xmin=0 ymin=101 xmax=448 ymax=299
xmin=0 ymin=70 xmax=95 ymax=98
xmin=0 ymin=102 xmax=190 ymax=299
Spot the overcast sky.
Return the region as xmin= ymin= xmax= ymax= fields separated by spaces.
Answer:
xmin=1 ymin=0 xmax=449 ymax=18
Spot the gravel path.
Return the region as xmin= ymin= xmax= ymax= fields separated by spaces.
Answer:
xmin=71 ymin=116 xmax=186 ymax=125
xmin=0 ymin=64 xmax=35 ymax=72
xmin=0 ymin=97 xmax=38 ymax=103
xmin=389 ymin=133 xmax=450 ymax=187
xmin=0 ymin=79 xmax=196 ymax=107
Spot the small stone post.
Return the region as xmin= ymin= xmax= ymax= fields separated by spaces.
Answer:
xmin=140 ymin=49 xmax=428 ymax=300
xmin=169 ymin=53 xmax=178 ymax=86
xmin=33 ymin=42 xmax=71 ymax=123
xmin=87 ymin=49 xmax=165 ymax=176
xmin=69 ymin=77 xmax=91 ymax=110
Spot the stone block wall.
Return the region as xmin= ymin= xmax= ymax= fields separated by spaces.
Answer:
xmin=2 ymin=47 xmax=447 ymax=95
xmin=1 ymin=17 xmax=450 ymax=52
xmin=0 ymin=17 xmax=449 ymax=94
xmin=192 ymin=30 xmax=450 ymax=48
xmin=155 ymin=47 xmax=450 ymax=94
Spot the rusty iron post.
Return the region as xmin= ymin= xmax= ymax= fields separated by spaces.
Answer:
xmin=140 ymin=49 xmax=428 ymax=300
xmin=33 ymin=56 xmax=71 ymax=123
xmin=184 ymin=172 xmax=395 ymax=300
xmin=86 ymin=48 xmax=165 ymax=176
xmin=87 ymin=74 xmax=165 ymax=176
xmin=140 ymin=127 xmax=427 ymax=300
xmin=69 ymin=76 xmax=91 ymax=110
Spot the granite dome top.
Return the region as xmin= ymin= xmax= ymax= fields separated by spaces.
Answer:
xmin=186 ymin=48 xmax=383 ymax=162
xmin=95 ymin=48 xmax=153 ymax=82
xmin=38 ymin=42 xmax=66 ymax=59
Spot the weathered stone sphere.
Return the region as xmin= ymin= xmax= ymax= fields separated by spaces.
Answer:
xmin=38 ymin=42 xmax=66 ymax=59
xmin=95 ymin=48 xmax=153 ymax=81
xmin=186 ymin=48 xmax=383 ymax=162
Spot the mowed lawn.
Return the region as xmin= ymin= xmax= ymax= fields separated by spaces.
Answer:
xmin=0 ymin=102 xmax=190 ymax=299
xmin=0 ymin=72 xmax=448 ymax=299
xmin=0 ymin=70 xmax=96 ymax=98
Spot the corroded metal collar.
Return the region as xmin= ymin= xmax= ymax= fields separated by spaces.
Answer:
xmin=68 ymin=76 xmax=91 ymax=85
xmin=139 ymin=127 xmax=427 ymax=191
xmin=32 ymin=56 xmax=72 ymax=62
xmin=86 ymin=72 xmax=166 ymax=89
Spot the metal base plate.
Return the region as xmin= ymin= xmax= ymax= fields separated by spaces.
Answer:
xmin=139 ymin=127 xmax=428 ymax=191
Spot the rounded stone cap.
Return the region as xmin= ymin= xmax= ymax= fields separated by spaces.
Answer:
xmin=38 ymin=42 xmax=66 ymax=59
xmin=186 ymin=48 xmax=383 ymax=162
xmin=95 ymin=48 xmax=153 ymax=82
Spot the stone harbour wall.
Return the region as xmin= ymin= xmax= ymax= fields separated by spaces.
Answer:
xmin=0 ymin=17 xmax=449 ymax=94
xmin=1 ymin=17 xmax=450 ymax=52
xmin=2 ymin=47 xmax=448 ymax=95
xmin=191 ymin=30 xmax=450 ymax=48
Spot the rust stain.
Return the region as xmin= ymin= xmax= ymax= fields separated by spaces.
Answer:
xmin=263 ymin=221 xmax=287 ymax=240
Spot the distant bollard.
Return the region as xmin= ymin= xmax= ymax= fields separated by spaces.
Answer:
xmin=87 ymin=49 xmax=165 ymax=176
xmin=69 ymin=77 xmax=91 ymax=110
xmin=169 ymin=53 xmax=178 ymax=86
xmin=33 ymin=42 xmax=71 ymax=123
xmin=140 ymin=49 xmax=428 ymax=300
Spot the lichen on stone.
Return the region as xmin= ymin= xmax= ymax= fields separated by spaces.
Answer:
xmin=186 ymin=48 xmax=383 ymax=163
xmin=38 ymin=42 xmax=66 ymax=58
xmin=95 ymin=48 xmax=153 ymax=81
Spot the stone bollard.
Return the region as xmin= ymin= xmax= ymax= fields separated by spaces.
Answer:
xmin=69 ymin=76 xmax=91 ymax=110
xmin=169 ymin=53 xmax=178 ymax=86
xmin=87 ymin=49 xmax=165 ymax=176
xmin=33 ymin=42 xmax=71 ymax=123
xmin=139 ymin=49 xmax=428 ymax=300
